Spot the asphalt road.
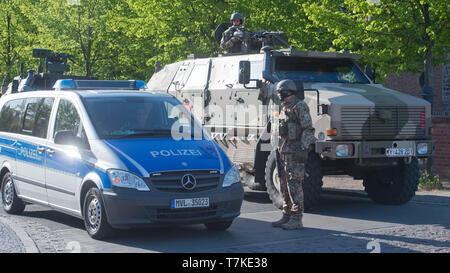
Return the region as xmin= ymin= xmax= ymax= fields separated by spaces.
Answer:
xmin=1 ymin=182 xmax=450 ymax=253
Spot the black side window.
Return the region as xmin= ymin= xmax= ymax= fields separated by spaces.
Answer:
xmin=54 ymin=99 xmax=86 ymax=139
xmin=21 ymin=98 xmax=54 ymax=138
xmin=0 ymin=99 xmax=26 ymax=133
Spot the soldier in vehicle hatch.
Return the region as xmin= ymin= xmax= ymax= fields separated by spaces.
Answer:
xmin=220 ymin=12 xmax=247 ymax=53
xmin=271 ymin=80 xmax=315 ymax=230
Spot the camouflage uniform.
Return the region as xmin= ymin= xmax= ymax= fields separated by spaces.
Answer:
xmin=220 ymin=12 xmax=246 ymax=53
xmin=220 ymin=26 xmax=246 ymax=53
xmin=278 ymin=95 xmax=315 ymax=221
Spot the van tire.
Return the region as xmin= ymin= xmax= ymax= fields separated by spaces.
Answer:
xmin=363 ymin=157 xmax=420 ymax=205
xmin=204 ymin=220 xmax=233 ymax=231
xmin=1 ymin=173 xmax=25 ymax=215
xmin=265 ymin=150 xmax=323 ymax=211
xmin=83 ymin=187 xmax=113 ymax=240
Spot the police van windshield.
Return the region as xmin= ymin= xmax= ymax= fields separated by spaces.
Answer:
xmin=82 ymin=95 xmax=203 ymax=140
xmin=273 ymin=57 xmax=370 ymax=84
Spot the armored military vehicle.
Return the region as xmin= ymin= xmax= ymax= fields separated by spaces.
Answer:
xmin=147 ymin=29 xmax=434 ymax=210
xmin=1 ymin=48 xmax=94 ymax=96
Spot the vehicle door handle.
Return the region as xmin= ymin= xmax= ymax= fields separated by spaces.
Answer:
xmin=47 ymin=149 xmax=55 ymax=156
xmin=37 ymin=147 xmax=46 ymax=154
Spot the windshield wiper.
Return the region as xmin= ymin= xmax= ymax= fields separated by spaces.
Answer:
xmin=109 ymin=129 xmax=172 ymax=139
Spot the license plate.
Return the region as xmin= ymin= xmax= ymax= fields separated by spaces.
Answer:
xmin=171 ymin=197 xmax=210 ymax=209
xmin=385 ymin=148 xmax=413 ymax=157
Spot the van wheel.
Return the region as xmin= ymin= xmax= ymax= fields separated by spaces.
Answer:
xmin=1 ymin=173 xmax=25 ymax=214
xmin=204 ymin=220 xmax=233 ymax=231
xmin=265 ymin=150 xmax=323 ymax=211
xmin=83 ymin=187 xmax=113 ymax=240
xmin=363 ymin=157 xmax=420 ymax=205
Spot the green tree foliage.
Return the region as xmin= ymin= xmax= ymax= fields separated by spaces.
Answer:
xmin=124 ymin=0 xmax=231 ymax=77
xmin=234 ymin=0 xmax=335 ymax=51
xmin=303 ymin=0 xmax=450 ymax=81
xmin=0 ymin=0 xmax=448 ymax=83
xmin=0 ymin=0 xmax=37 ymax=82
xmin=24 ymin=0 xmax=114 ymax=77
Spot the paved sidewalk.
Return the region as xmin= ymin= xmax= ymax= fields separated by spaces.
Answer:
xmin=0 ymin=217 xmax=25 ymax=253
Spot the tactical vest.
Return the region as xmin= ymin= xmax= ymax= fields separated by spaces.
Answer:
xmin=278 ymin=102 xmax=308 ymax=162
xmin=279 ymin=104 xmax=302 ymax=142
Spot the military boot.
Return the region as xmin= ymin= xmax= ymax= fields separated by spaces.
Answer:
xmin=271 ymin=214 xmax=290 ymax=228
xmin=281 ymin=215 xmax=303 ymax=230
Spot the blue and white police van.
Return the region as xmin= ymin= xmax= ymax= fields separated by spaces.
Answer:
xmin=0 ymin=79 xmax=243 ymax=239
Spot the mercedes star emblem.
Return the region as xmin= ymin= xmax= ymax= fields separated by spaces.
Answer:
xmin=181 ymin=174 xmax=197 ymax=190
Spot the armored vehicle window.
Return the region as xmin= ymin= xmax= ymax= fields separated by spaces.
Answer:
xmin=273 ymin=57 xmax=369 ymax=84
xmin=0 ymin=99 xmax=26 ymax=133
xmin=83 ymin=95 xmax=202 ymax=139
xmin=54 ymin=99 xmax=86 ymax=140
xmin=21 ymin=97 xmax=54 ymax=138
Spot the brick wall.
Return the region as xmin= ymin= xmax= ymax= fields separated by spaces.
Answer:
xmin=384 ymin=62 xmax=450 ymax=177
xmin=432 ymin=117 xmax=450 ymax=177
xmin=384 ymin=64 xmax=448 ymax=113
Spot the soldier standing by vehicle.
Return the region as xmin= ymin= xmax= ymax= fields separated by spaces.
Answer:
xmin=220 ymin=12 xmax=247 ymax=53
xmin=271 ymin=80 xmax=315 ymax=230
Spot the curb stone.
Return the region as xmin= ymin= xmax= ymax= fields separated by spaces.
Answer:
xmin=0 ymin=216 xmax=39 ymax=253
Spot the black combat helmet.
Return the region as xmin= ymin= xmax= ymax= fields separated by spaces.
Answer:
xmin=230 ymin=12 xmax=243 ymax=25
xmin=276 ymin=79 xmax=297 ymax=100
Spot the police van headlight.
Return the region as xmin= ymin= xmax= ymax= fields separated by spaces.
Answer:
xmin=223 ymin=165 xmax=241 ymax=188
xmin=417 ymin=143 xmax=428 ymax=155
xmin=107 ymin=169 xmax=150 ymax=191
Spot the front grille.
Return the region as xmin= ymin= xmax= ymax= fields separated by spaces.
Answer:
xmin=145 ymin=170 xmax=220 ymax=193
xmin=340 ymin=106 xmax=426 ymax=138
xmin=156 ymin=206 xmax=218 ymax=220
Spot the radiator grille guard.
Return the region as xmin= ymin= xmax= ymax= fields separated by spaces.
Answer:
xmin=340 ymin=106 xmax=426 ymax=138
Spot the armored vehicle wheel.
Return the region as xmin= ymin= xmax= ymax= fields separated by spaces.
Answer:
xmin=363 ymin=157 xmax=420 ymax=205
xmin=265 ymin=150 xmax=323 ymax=211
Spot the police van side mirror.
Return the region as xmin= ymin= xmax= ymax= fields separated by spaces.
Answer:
xmin=238 ymin=61 xmax=251 ymax=85
xmin=54 ymin=130 xmax=77 ymax=145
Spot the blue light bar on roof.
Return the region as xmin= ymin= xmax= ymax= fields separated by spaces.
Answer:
xmin=53 ymin=79 xmax=148 ymax=90
xmin=135 ymin=80 xmax=147 ymax=90
xmin=53 ymin=79 xmax=76 ymax=90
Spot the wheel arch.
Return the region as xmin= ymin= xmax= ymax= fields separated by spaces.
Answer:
xmin=0 ymin=161 xmax=13 ymax=191
xmin=79 ymin=172 xmax=104 ymax=216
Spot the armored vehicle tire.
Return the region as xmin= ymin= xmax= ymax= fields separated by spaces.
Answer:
xmin=363 ymin=157 xmax=420 ymax=205
xmin=204 ymin=220 xmax=233 ymax=231
xmin=83 ymin=187 xmax=114 ymax=240
xmin=1 ymin=173 xmax=26 ymax=215
xmin=265 ymin=150 xmax=323 ymax=211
